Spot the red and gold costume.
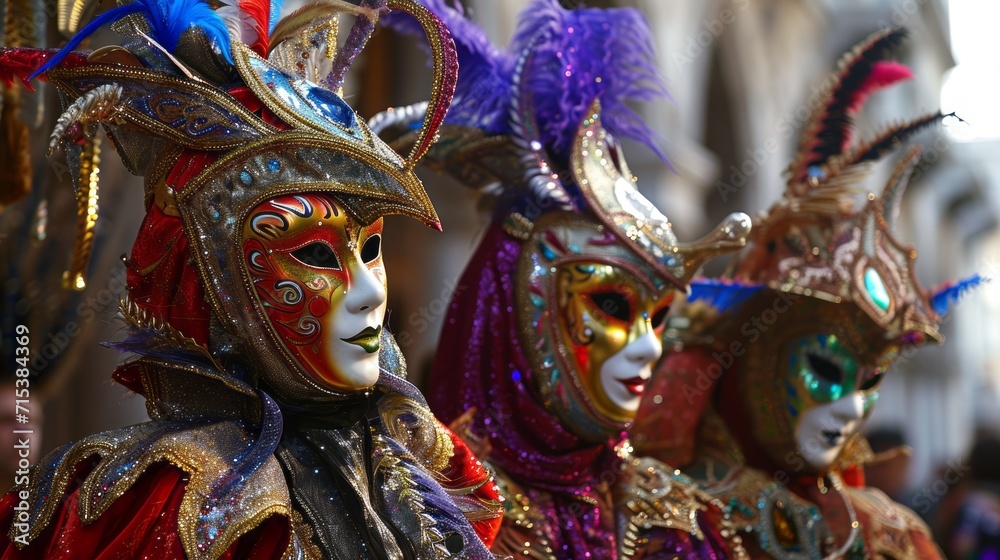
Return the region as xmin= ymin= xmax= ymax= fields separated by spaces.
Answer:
xmin=0 ymin=1 xmax=501 ymax=558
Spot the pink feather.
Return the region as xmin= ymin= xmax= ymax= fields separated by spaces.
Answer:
xmin=844 ymin=61 xmax=913 ymax=113
xmin=839 ymin=61 xmax=913 ymax=149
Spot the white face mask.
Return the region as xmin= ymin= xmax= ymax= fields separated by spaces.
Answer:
xmin=244 ymin=194 xmax=387 ymax=392
xmin=795 ymin=393 xmax=867 ymax=471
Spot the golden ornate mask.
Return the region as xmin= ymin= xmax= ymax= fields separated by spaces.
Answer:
xmin=554 ymin=261 xmax=674 ymax=424
xmin=243 ymin=194 xmax=387 ymax=392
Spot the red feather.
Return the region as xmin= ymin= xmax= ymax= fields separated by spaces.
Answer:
xmin=837 ymin=61 xmax=914 ymax=150
xmin=0 ymin=48 xmax=89 ymax=91
xmin=239 ymin=0 xmax=272 ymax=55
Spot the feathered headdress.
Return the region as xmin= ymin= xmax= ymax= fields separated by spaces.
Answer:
xmin=2 ymin=2 xmax=466 ymax=558
xmin=384 ymin=0 xmax=666 ymax=159
xmin=692 ymin=28 xmax=979 ymax=337
xmin=2 ymin=0 xmax=457 ymax=292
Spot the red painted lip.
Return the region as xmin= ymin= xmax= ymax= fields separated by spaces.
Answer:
xmin=619 ymin=377 xmax=647 ymax=396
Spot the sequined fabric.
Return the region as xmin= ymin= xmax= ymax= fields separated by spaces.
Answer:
xmin=429 ymin=224 xmax=626 ymax=558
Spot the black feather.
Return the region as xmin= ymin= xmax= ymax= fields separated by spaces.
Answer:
xmin=852 ymin=111 xmax=952 ymax=164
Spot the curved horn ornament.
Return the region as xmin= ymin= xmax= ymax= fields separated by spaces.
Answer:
xmin=572 ymin=99 xmax=751 ymax=288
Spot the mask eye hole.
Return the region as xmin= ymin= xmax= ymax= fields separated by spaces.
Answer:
xmin=608 ymin=138 xmax=625 ymax=175
xmin=361 ymin=234 xmax=381 ymax=264
xmin=292 ymin=242 xmax=341 ymax=269
xmin=860 ymin=369 xmax=884 ymax=391
xmin=806 ymin=353 xmax=843 ymax=384
xmin=651 ymin=305 xmax=670 ymax=329
xmin=589 ymin=291 xmax=631 ymax=323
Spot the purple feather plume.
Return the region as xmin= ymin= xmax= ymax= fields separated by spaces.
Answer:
xmin=511 ymin=0 xmax=668 ymax=160
xmin=382 ymin=0 xmax=512 ymax=133
xmin=384 ymin=0 xmax=668 ymax=160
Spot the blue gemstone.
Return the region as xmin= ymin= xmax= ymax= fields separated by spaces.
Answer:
xmin=240 ymin=171 xmax=253 ymax=185
xmin=267 ymin=159 xmax=281 ymax=172
xmin=304 ymin=86 xmax=358 ymax=129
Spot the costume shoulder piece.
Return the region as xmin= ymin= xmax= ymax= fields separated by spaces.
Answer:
xmin=14 ymin=413 xmax=296 ymax=558
xmin=614 ymin=444 xmax=751 ymax=560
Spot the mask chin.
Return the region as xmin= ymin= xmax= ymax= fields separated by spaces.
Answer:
xmin=598 ymin=351 xmax=653 ymax=416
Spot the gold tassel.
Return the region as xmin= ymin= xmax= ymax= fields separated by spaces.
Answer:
xmin=58 ymin=0 xmax=100 ymax=37
xmin=63 ymin=136 xmax=101 ymax=291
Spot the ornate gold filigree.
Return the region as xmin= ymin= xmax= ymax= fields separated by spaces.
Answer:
xmin=63 ymin=136 xmax=101 ymax=291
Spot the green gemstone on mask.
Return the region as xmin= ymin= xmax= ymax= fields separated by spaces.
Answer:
xmin=864 ymin=267 xmax=890 ymax=311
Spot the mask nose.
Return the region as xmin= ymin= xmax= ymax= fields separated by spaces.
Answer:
xmin=344 ymin=261 xmax=386 ymax=314
xmin=830 ymin=392 xmax=866 ymax=423
xmin=624 ymin=329 xmax=662 ymax=366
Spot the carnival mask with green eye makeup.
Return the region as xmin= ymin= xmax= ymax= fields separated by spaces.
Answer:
xmin=785 ymin=334 xmax=897 ymax=470
xmin=242 ymin=194 xmax=387 ymax=392
xmin=728 ymin=298 xmax=903 ymax=473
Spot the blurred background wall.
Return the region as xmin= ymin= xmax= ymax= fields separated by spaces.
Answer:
xmin=3 ymin=0 xmax=998 ymax=512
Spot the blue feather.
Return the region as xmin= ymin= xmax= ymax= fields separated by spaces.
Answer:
xmin=268 ymin=0 xmax=284 ymax=35
xmin=688 ymin=278 xmax=765 ymax=312
xmin=29 ymin=0 xmax=232 ymax=81
xmin=29 ymin=4 xmax=144 ymax=80
xmin=930 ymin=274 xmax=986 ymax=315
xmin=138 ymin=0 xmax=232 ymax=59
